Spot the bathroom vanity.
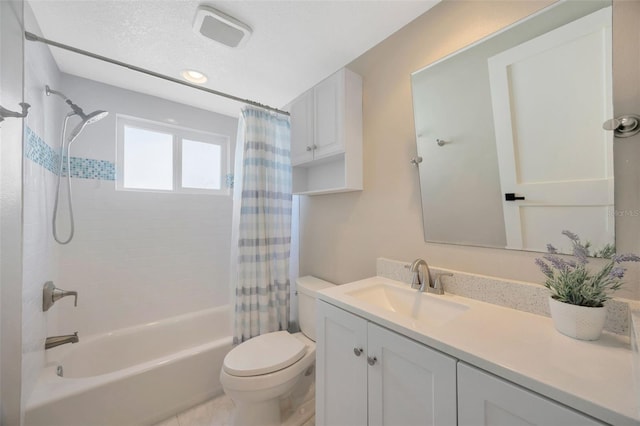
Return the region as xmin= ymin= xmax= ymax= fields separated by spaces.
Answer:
xmin=316 ymin=277 xmax=639 ymax=426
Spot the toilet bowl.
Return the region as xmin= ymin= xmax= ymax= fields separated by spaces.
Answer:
xmin=220 ymin=276 xmax=335 ymax=426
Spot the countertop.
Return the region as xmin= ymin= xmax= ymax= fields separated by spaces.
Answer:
xmin=318 ymin=276 xmax=640 ymax=426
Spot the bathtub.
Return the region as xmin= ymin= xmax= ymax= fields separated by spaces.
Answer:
xmin=25 ymin=305 xmax=233 ymax=426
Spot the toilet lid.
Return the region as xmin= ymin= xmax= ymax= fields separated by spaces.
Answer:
xmin=223 ymin=331 xmax=307 ymax=377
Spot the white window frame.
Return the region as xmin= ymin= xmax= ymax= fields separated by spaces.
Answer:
xmin=116 ymin=115 xmax=230 ymax=195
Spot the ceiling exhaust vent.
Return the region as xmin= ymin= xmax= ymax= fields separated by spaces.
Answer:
xmin=193 ymin=5 xmax=252 ymax=49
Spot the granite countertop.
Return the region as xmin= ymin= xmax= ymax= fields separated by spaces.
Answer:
xmin=318 ymin=276 xmax=640 ymax=426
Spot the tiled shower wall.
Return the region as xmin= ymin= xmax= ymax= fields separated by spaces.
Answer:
xmin=22 ymin=14 xmax=238 ymax=406
xmin=22 ymin=3 xmax=62 ymax=408
xmin=50 ymin=74 xmax=238 ymax=338
xmin=25 ymin=128 xmax=116 ymax=180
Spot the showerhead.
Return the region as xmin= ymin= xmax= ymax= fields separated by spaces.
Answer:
xmin=85 ymin=110 xmax=109 ymax=125
xmin=45 ymin=86 xmax=109 ymax=131
xmin=68 ymin=110 xmax=109 ymax=142
xmin=46 ymin=85 xmax=109 ymax=142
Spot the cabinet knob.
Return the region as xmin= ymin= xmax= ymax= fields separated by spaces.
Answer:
xmin=353 ymin=347 xmax=363 ymax=357
xmin=367 ymin=356 xmax=378 ymax=366
xmin=306 ymin=146 xmax=312 ymax=152
xmin=312 ymin=144 xmax=317 ymax=150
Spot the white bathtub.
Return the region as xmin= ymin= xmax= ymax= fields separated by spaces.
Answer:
xmin=25 ymin=305 xmax=233 ymax=426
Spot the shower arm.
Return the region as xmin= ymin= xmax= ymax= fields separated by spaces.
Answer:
xmin=45 ymin=85 xmax=69 ymax=101
xmin=46 ymin=86 xmax=87 ymax=118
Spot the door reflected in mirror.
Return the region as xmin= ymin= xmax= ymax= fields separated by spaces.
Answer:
xmin=410 ymin=0 xmax=613 ymax=255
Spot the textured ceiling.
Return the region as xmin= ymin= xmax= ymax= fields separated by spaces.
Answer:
xmin=28 ymin=0 xmax=439 ymax=117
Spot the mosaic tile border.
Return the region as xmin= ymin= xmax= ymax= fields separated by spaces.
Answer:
xmin=25 ymin=126 xmax=115 ymax=181
xmin=25 ymin=126 xmax=59 ymax=174
xmin=225 ymin=173 xmax=234 ymax=189
xmin=65 ymin=157 xmax=115 ymax=181
xmin=376 ymin=257 xmax=639 ymax=336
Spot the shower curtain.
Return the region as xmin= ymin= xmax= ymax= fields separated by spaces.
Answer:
xmin=231 ymin=106 xmax=292 ymax=344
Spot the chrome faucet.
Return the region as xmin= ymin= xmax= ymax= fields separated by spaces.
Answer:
xmin=431 ymin=272 xmax=453 ymax=295
xmin=408 ymin=259 xmax=452 ymax=295
xmin=409 ymin=258 xmax=432 ymax=292
xmin=45 ymin=332 xmax=79 ymax=350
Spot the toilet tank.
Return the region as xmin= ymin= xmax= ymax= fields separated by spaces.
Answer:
xmin=296 ymin=276 xmax=335 ymax=342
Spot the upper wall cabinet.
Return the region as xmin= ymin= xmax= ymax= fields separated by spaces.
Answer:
xmin=286 ymin=68 xmax=363 ymax=195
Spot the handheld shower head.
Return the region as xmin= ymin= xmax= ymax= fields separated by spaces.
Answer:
xmin=85 ymin=110 xmax=109 ymax=125
xmin=68 ymin=110 xmax=109 ymax=142
xmin=46 ymin=84 xmax=109 ymax=142
xmin=49 ymin=84 xmax=109 ymax=245
xmin=46 ymin=84 xmax=108 ymax=127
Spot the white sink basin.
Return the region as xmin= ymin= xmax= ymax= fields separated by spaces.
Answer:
xmin=346 ymin=282 xmax=469 ymax=327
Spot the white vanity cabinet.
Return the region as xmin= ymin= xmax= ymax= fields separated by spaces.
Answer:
xmin=316 ymin=301 xmax=457 ymax=426
xmin=286 ymin=68 xmax=363 ymax=195
xmin=457 ymin=363 xmax=604 ymax=426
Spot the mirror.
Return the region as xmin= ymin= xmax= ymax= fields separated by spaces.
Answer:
xmin=411 ymin=0 xmax=613 ymax=255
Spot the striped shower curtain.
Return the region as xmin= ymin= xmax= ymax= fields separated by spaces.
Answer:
xmin=231 ymin=106 xmax=292 ymax=344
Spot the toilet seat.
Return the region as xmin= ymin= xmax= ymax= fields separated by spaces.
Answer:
xmin=223 ymin=331 xmax=307 ymax=377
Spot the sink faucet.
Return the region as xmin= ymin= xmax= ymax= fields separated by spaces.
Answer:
xmin=45 ymin=332 xmax=79 ymax=350
xmin=409 ymin=259 xmax=452 ymax=295
xmin=432 ymin=272 xmax=453 ymax=295
xmin=409 ymin=258 xmax=432 ymax=292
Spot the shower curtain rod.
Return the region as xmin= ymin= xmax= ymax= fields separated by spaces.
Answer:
xmin=24 ymin=31 xmax=290 ymax=116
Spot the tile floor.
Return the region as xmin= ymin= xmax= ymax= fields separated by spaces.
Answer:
xmin=153 ymin=394 xmax=316 ymax=426
xmin=153 ymin=394 xmax=235 ymax=426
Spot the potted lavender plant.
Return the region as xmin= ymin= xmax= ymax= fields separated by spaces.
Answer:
xmin=535 ymin=230 xmax=640 ymax=340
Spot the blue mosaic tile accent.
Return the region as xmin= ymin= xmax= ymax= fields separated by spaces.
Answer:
xmin=225 ymin=173 xmax=234 ymax=189
xmin=24 ymin=126 xmax=116 ymax=181
xmin=65 ymin=157 xmax=116 ymax=181
xmin=24 ymin=126 xmax=60 ymax=174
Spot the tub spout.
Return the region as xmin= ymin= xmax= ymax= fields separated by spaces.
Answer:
xmin=45 ymin=332 xmax=79 ymax=350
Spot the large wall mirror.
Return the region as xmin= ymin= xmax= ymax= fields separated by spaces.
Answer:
xmin=411 ymin=0 xmax=613 ymax=255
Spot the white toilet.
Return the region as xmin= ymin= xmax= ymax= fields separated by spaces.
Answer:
xmin=220 ymin=276 xmax=335 ymax=426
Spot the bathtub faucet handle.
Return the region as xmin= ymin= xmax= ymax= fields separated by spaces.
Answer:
xmin=43 ymin=281 xmax=78 ymax=311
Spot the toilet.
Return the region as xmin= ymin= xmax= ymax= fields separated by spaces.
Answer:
xmin=220 ymin=276 xmax=335 ymax=426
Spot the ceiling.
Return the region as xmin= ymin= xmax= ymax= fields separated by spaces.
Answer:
xmin=28 ymin=0 xmax=439 ymax=118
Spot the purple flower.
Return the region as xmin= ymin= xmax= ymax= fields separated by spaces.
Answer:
xmin=544 ymin=254 xmax=571 ymax=271
xmin=546 ymin=244 xmax=558 ymax=254
xmin=535 ymin=258 xmax=554 ymax=278
xmin=613 ymin=253 xmax=640 ymax=263
xmin=572 ymin=244 xmax=589 ymax=265
xmin=562 ymin=230 xmax=580 ymax=242
xmin=610 ymin=266 xmax=626 ymax=279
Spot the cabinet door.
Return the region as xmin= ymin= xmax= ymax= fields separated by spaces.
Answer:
xmin=316 ymin=301 xmax=368 ymax=426
xmin=290 ymin=90 xmax=314 ymax=166
xmin=313 ymin=71 xmax=345 ymax=160
xmin=458 ymin=363 xmax=603 ymax=426
xmin=368 ymin=324 xmax=457 ymax=426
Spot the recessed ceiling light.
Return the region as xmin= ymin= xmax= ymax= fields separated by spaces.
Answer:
xmin=181 ymin=69 xmax=208 ymax=84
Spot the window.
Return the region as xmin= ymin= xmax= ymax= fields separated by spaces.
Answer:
xmin=116 ymin=116 xmax=230 ymax=195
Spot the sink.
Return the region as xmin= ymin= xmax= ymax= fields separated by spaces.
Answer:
xmin=346 ymin=282 xmax=469 ymax=327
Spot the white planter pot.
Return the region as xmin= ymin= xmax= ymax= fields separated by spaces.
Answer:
xmin=548 ymin=297 xmax=607 ymax=341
